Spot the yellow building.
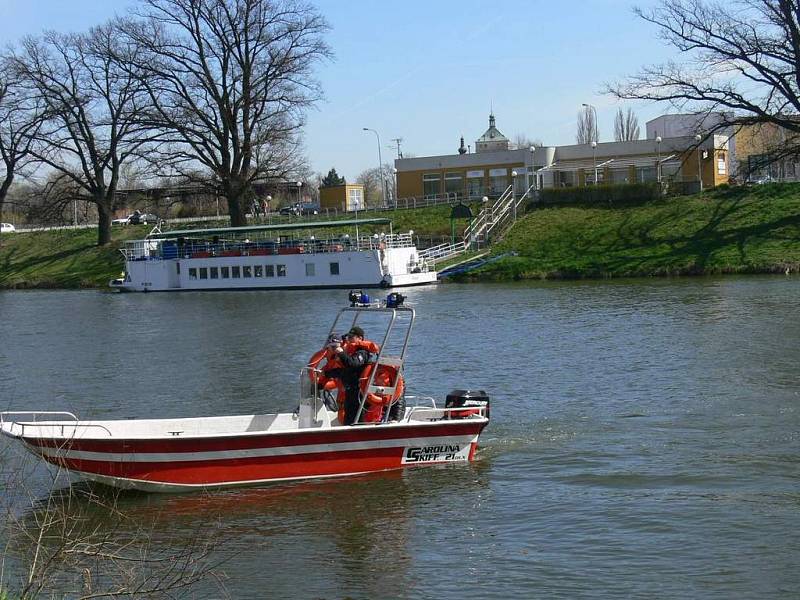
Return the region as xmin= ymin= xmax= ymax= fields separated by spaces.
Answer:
xmin=319 ymin=184 xmax=365 ymax=212
xmin=395 ymin=113 xmax=729 ymax=200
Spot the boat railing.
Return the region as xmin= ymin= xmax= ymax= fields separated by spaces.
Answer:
xmin=0 ymin=411 xmax=113 ymax=437
xmin=402 ymin=403 xmax=489 ymax=422
xmin=122 ymin=232 xmax=417 ymax=261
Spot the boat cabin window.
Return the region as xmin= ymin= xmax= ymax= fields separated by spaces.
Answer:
xmin=277 ymin=264 xmax=287 ymax=277
xmin=176 ymin=262 xmax=181 ymax=275
xmin=265 ymin=264 xmax=275 ymax=277
xmin=305 ymin=263 xmax=315 ymax=276
xmin=221 ymin=266 xmax=230 ymax=278
xmin=232 ymin=266 xmax=241 ymax=278
xmin=199 ymin=268 xmax=208 ymax=279
xmin=189 ymin=268 xmax=197 ymax=280
xmin=210 ymin=267 xmax=219 ymax=279
xmin=243 ymin=265 xmax=252 ymax=278
xmin=254 ymin=265 xmax=263 ymax=277
xmin=329 ymin=262 xmax=340 ymax=275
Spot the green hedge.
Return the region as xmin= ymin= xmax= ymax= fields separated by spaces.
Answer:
xmin=536 ymin=183 xmax=662 ymax=207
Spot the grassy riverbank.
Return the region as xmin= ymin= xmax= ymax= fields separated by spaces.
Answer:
xmin=0 ymin=207 xmax=462 ymax=289
xmin=463 ymin=183 xmax=800 ymax=281
xmin=2 ymin=185 xmax=799 ymax=288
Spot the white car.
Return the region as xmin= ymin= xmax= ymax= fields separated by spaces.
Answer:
xmin=112 ymin=215 xmax=132 ymax=226
xmin=0 ymin=223 xmax=15 ymax=233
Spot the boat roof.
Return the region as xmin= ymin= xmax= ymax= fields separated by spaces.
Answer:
xmin=150 ymin=218 xmax=393 ymax=239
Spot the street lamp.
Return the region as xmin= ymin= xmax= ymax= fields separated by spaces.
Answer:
xmin=591 ymin=141 xmax=598 ymax=185
xmin=363 ymin=128 xmax=385 ymax=206
xmin=529 ymin=145 xmax=536 ymax=190
xmin=296 ymin=181 xmax=302 ymax=207
xmin=694 ymin=134 xmax=703 ymax=192
xmin=511 ymin=170 xmax=518 ymax=221
xmin=655 ymin=136 xmax=662 ymax=183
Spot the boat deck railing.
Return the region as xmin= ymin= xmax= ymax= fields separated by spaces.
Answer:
xmin=122 ymin=232 xmax=416 ymax=261
xmin=0 ymin=411 xmax=113 ymax=437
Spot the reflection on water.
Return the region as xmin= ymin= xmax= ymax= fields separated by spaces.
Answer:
xmin=2 ymin=277 xmax=800 ymax=598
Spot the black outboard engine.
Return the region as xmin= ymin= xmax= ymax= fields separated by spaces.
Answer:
xmin=445 ymin=389 xmax=490 ymax=419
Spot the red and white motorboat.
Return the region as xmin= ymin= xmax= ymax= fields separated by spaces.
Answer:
xmin=0 ymin=294 xmax=490 ymax=492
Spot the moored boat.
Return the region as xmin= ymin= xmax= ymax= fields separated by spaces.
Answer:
xmin=0 ymin=295 xmax=489 ymax=492
xmin=109 ymin=217 xmax=437 ymax=292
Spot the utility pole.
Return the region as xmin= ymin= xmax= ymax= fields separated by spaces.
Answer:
xmin=390 ymin=138 xmax=403 ymax=159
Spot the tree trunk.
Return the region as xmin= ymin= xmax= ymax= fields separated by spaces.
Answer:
xmin=0 ymin=177 xmax=10 ymax=248
xmin=223 ymin=178 xmax=249 ymax=227
xmin=97 ymin=201 xmax=112 ymax=246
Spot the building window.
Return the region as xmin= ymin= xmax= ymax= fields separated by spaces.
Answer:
xmin=265 ymin=264 xmax=275 ymax=277
xmin=305 ymin=263 xmax=315 ymax=276
xmin=199 ymin=268 xmax=208 ymax=279
xmin=422 ymin=173 xmax=441 ymax=198
xmin=243 ymin=265 xmax=252 ymax=278
xmin=444 ymin=172 xmax=463 ymax=198
xmin=176 ymin=262 xmax=181 ymax=275
xmin=717 ymin=154 xmax=726 ymax=175
xmin=466 ymin=170 xmax=484 ymax=198
xmin=277 ymin=264 xmax=286 ymax=277
xmin=348 ymin=187 xmax=363 ymax=211
xmin=221 ymin=266 xmax=230 ymax=278
xmin=488 ymin=168 xmax=507 ymax=196
xmin=210 ymin=267 xmax=219 ymax=279
xmin=232 ymin=266 xmax=241 ymax=278
xmin=188 ymin=268 xmax=197 ymax=280
xmin=254 ymin=265 xmax=263 ymax=277
xmin=330 ymin=262 xmax=340 ymax=275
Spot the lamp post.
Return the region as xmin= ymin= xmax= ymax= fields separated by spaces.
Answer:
xmin=363 ymin=128 xmax=385 ymax=206
xmin=296 ymin=181 xmax=302 ymax=208
xmin=353 ymin=198 xmax=360 ymax=246
xmin=591 ymin=141 xmax=598 ymax=185
xmin=511 ymin=170 xmax=518 ymax=221
xmin=694 ymin=134 xmax=703 ymax=192
xmin=656 ymin=136 xmax=662 ymax=183
xmin=391 ymin=167 xmax=398 ymax=206
xmin=529 ymin=145 xmax=536 ymax=190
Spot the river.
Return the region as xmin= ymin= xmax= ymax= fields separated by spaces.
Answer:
xmin=1 ymin=277 xmax=799 ymax=598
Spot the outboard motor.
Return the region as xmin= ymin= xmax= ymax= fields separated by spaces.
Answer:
xmin=445 ymin=389 xmax=490 ymax=419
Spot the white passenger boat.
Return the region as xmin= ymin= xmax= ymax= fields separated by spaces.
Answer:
xmin=109 ymin=217 xmax=437 ymax=292
xmin=0 ymin=295 xmax=490 ymax=492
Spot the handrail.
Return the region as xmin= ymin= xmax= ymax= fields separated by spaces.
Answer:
xmin=403 ymin=404 xmax=489 ymax=422
xmin=0 ymin=411 xmax=79 ymax=425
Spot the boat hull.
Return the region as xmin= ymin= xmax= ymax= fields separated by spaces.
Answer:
xmin=11 ymin=420 xmax=488 ymax=492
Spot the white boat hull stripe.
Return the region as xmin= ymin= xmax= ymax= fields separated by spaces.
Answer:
xmin=31 ymin=434 xmax=479 ymax=463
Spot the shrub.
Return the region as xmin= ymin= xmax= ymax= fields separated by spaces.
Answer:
xmin=535 ymin=183 xmax=661 ymax=208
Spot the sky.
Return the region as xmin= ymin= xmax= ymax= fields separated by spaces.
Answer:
xmin=0 ymin=0 xmax=678 ymax=181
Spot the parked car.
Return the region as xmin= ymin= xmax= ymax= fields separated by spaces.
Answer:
xmin=279 ymin=203 xmax=319 ymax=216
xmin=129 ymin=211 xmax=160 ymax=225
xmin=297 ymin=203 xmax=320 ymax=216
xmin=112 ymin=215 xmax=132 ymax=225
xmin=0 ymin=222 xmax=15 ymax=233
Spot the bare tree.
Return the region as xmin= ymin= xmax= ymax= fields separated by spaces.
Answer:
xmin=576 ymin=105 xmax=599 ymax=144
xmin=121 ymin=0 xmax=332 ymax=227
xmin=8 ymin=26 xmax=148 ymax=245
xmin=0 ymin=61 xmax=45 ymax=239
xmin=356 ymin=166 xmax=382 ymax=208
xmin=608 ymin=0 xmax=800 ymax=166
xmin=614 ymin=107 xmax=641 ymax=141
xmin=512 ymin=134 xmax=544 ymax=150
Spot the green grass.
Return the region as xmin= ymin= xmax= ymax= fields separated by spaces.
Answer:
xmin=464 ymin=182 xmax=800 ymax=281
xmin=4 ymin=186 xmax=800 ymax=288
xmin=0 ymin=226 xmax=145 ymax=289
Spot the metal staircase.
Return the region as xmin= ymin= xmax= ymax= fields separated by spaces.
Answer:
xmin=417 ymin=184 xmax=535 ymax=270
